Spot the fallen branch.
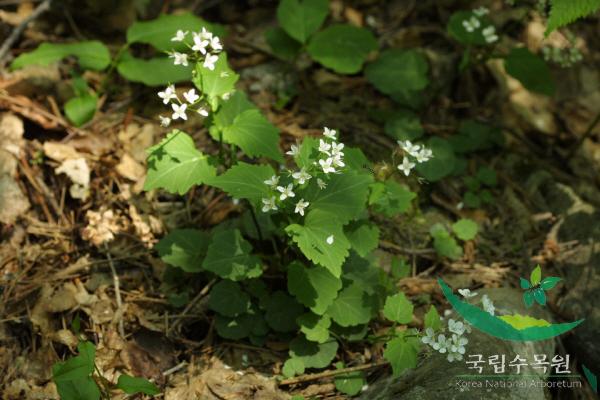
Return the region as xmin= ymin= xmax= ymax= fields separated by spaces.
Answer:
xmin=0 ymin=0 xmax=53 ymax=67
xmin=104 ymin=243 xmax=125 ymax=337
xmin=167 ymin=278 xmax=216 ymax=336
xmin=279 ymin=360 xmax=388 ymax=386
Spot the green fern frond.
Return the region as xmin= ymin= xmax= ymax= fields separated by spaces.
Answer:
xmin=546 ymin=0 xmax=600 ymax=35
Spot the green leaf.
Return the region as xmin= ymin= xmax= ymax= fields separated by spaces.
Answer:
xmin=504 ymin=47 xmax=556 ymax=96
xmin=209 ymin=162 xmax=275 ymax=202
xmin=534 ymin=288 xmax=547 ymax=305
xmin=52 ymin=341 xmax=96 ymax=382
xmin=265 ymin=291 xmax=304 ymax=332
xmin=297 ymin=313 xmax=331 ymax=343
xmin=11 ymin=41 xmax=110 ymax=70
xmin=520 ymin=277 xmax=531 ymax=289
xmin=304 ymin=171 xmax=373 ymax=224
xmin=384 ymin=110 xmax=424 ymax=142
xmin=55 ymin=377 xmax=100 ymax=400
xmin=222 ymin=109 xmax=283 ymax=162
xmin=383 ymin=292 xmax=414 ymax=324
xmin=540 ymin=276 xmax=561 ymax=290
xmin=116 ymin=53 xmax=193 ymax=86
xmin=214 ymin=314 xmax=254 ymax=339
xmin=126 ymin=12 xmax=223 ymax=52
xmin=334 ymin=363 xmax=365 ymax=396
xmin=523 ymin=291 xmax=535 ymax=308
xmin=192 ymin=53 xmax=239 ymax=106
xmin=430 ymin=224 xmax=463 ymax=260
xmin=546 ymin=0 xmax=600 ymax=35
xmin=463 ymin=191 xmax=481 ymax=208
xmin=155 ymin=229 xmax=209 ymax=272
xmin=383 ymin=335 xmax=418 ymax=377
xmin=286 ymin=210 xmax=351 ymax=277
xmin=326 ymin=283 xmax=377 ymax=327
xmin=287 ymin=262 xmax=342 ymax=315
xmin=208 ymin=280 xmax=250 ymax=317
xmin=342 ymin=253 xmax=386 ymax=296
xmin=282 ymin=358 xmax=305 ymax=378
xmin=202 ymin=228 xmax=262 ymax=281
xmin=345 ymin=221 xmax=380 ymax=258
xmin=116 ymin=374 xmax=160 ymax=395
xmin=447 ymin=11 xmax=494 ymax=46
xmin=530 ymin=265 xmax=542 ymax=286
xmin=369 ymin=180 xmax=416 ymax=217
xmin=145 ymin=130 xmax=216 ymax=195
xmin=449 ymin=120 xmax=504 ymax=154
xmin=390 ymin=257 xmax=410 ymax=279
xmin=476 ymin=167 xmax=497 ymax=187
xmin=424 ymin=305 xmax=442 ymax=331
xmin=307 ymin=24 xmax=377 ymax=74
xmin=213 ymin=91 xmax=256 ymax=130
xmin=277 ymin=0 xmax=329 ymax=43
xmin=451 ymin=218 xmax=478 ymax=241
xmin=64 ymin=94 xmax=97 ymax=127
xmin=265 ymin=27 xmax=302 ymax=61
xmin=415 ymin=137 xmax=456 ymax=182
xmin=289 ymin=335 xmax=339 ymax=369
xmin=365 ymin=49 xmax=429 ymax=96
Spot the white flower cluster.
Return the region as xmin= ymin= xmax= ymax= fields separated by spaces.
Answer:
xmin=462 ymin=9 xmax=498 ymax=44
xmin=261 ymin=127 xmax=346 ymax=246
xmin=422 ymin=318 xmax=470 ymax=362
xmin=542 ymin=45 xmax=583 ymax=67
xmin=169 ymin=27 xmax=222 ymax=70
xmin=397 ymin=140 xmax=433 ymax=176
xmin=157 ymin=85 xmax=209 ymax=127
xmin=422 ymin=287 xmax=497 ymax=362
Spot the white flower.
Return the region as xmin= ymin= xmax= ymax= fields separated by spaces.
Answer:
xmin=261 ymin=197 xmax=277 ymax=212
xmin=462 ymin=16 xmax=481 ymax=32
xmin=159 ymin=116 xmax=171 ymax=127
xmin=317 ymin=178 xmax=327 ymax=189
xmin=458 ymin=288 xmax=478 ymax=298
xmin=482 ymin=26 xmax=498 ymax=43
xmin=203 ymin=54 xmax=219 ymax=70
xmin=473 ymin=6 xmax=489 ymax=16
xmin=482 ymin=294 xmax=495 ymax=316
xmin=415 ymin=147 xmax=433 ymax=163
xmin=222 ymin=92 xmax=231 ymax=100
xmin=171 ymin=103 xmax=188 ymax=120
xmin=192 ymin=33 xmax=209 ymax=54
xmin=330 ymin=141 xmax=344 ymax=157
xmin=421 ymin=328 xmax=436 ymax=345
xmin=397 ymin=157 xmax=415 ymax=176
xmin=319 ymin=158 xmax=336 ymax=174
xmin=286 ymin=144 xmax=299 ymax=156
xmin=264 ymin=175 xmax=279 ymax=188
xmin=277 ymin=184 xmax=295 ymax=200
xmin=432 ymin=334 xmax=449 ymax=353
xmin=292 ymin=168 xmax=311 ymax=185
xmin=170 ymin=52 xmax=188 ymax=67
xmin=199 ymin=27 xmax=213 ymax=40
xmin=318 ymin=139 xmax=331 ymax=155
xmin=323 ymin=127 xmax=336 ymax=139
xmin=158 ymin=85 xmax=177 ymax=104
xmin=331 ymin=154 xmax=345 ymax=168
xmin=399 ymin=140 xmax=420 ymax=157
xmin=448 ymin=319 xmax=466 ymax=336
xmin=171 ymin=30 xmax=188 ymax=42
xmin=210 ymin=36 xmax=222 ymax=52
xmin=326 ymin=235 xmax=334 ymax=245
xmin=183 ymin=88 xmax=199 ymax=104
xmin=294 ymin=199 xmax=309 ymax=216
xmin=197 ymin=107 xmax=209 ymax=117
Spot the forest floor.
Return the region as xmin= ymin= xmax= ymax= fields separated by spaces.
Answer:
xmin=1 ymin=1 xmax=600 ymax=399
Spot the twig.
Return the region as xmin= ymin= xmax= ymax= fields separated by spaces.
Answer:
xmin=162 ymin=361 xmax=188 ymax=377
xmin=567 ymin=110 xmax=600 ymax=159
xmin=0 ymin=0 xmax=52 ymax=67
xmin=279 ymin=360 xmax=388 ymax=386
xmin=104 ymin=243 xmax=125 ymax=337
xmin=379 ymin=240 xmax=436 ymax=255
xmin=166 ymin=278 xmax=216 ymax=336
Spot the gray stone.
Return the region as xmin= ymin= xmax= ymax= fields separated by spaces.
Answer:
xmin=360 ymin=288 xmax=555 ymax=400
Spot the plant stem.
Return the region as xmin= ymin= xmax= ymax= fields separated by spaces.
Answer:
xmin=248 ymin=203 xmax=263 ymax=242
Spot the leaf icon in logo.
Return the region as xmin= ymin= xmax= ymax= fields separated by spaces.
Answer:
xmin=520 ymin=265 xmax=561 ymax=308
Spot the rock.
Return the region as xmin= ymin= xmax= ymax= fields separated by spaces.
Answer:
xmin=360 ymin=288 xmax=555 ymax=400
xmin=0 ymin=175 xmax=29 ymax=224
xmin=526 ymin=174 xmax=600 ymax=382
